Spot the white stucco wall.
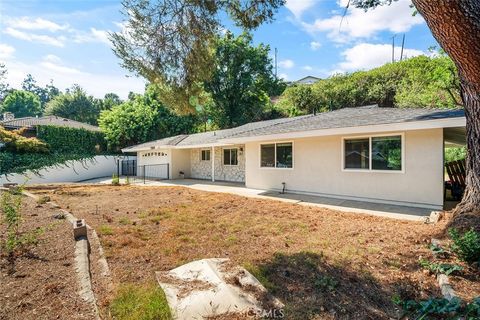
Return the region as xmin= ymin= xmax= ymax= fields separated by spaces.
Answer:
xmin=0 ymin=155 xmax=121 ymax=185
xmin=190 ymin=145 xmax=245 ymax=182
xmin=137 ymin=149 xmax=171 ymax=178
xmin=245 ymin=129 xmax=444 ymax=209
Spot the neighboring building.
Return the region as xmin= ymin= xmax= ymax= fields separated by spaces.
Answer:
xmin=122 ymin=105 xmax=466 ymax=210
xmin=293 ymin=76 xmax=321 ymax=85
xmin=1 ymin=114 xmax=100 ymax=137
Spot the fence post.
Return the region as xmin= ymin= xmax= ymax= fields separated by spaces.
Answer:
xmin=143 ymin=165 xmax=146 ymax=184
xmin=117 ymin=159 xmax=120 ymax=177
xmin=167 ymin=163 xmax=170 ymax=180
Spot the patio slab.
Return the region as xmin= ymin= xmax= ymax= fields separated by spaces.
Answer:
xmin=83 ymin=177 xmax=432 ymax=221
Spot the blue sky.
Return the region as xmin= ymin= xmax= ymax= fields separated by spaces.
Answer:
xmin=0 ymin=0 xmax=437 ymax=99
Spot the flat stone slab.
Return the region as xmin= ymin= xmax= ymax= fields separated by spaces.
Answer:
xmin=156 ymin=258 xmax=283 ymax=319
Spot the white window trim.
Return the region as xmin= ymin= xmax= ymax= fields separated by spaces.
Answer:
xmin=222 ymin=147 xmax=239 ymax=166
xmin=200 ymin=149 xmax=211 ymax=161
xmin=259 ymin=141 xmax=294 ymax=170
xmin=341 ymin=132 xmax=405 ymax=174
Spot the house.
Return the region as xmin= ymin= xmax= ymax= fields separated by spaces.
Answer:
xmin=293 ymin=76 xmax=321 ymax=85
xmin=1 ymin=114 xmax=100 ymax=137
xmin=122 ymin=105 xmax=466 ymax=210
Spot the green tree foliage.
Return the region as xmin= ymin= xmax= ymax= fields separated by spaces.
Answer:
xmin=0 ymin=63 xmax=10 ymax=102
xmin=99 ymin=85 xmax=199 ymax=149
xmin=0 ymin=126 xmax=49 ymax=153
xmin=204 ymin=32 xmax=285 ymax=128
xmin=44 ymin=85 xmax=99 ymax=124
xmin=1 ymin=90 xmax=42 ymax=117
xmin=21 ymin=74 xmax=59 ymax=111
xmin=277 ymin=55 xmax=460 ymax=115
xmin=111 ymin=0 xmax=284 ymax=112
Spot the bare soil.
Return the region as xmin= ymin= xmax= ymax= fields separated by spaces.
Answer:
xmin=29 ymin=184 xmax=480 ymax=320
xmin=0 ymin=193 xmax=97 ymax=320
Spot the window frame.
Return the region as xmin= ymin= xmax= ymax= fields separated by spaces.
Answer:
xmin=341 ymin=133 xmax=405 ymax=173
xmin=200 ymin=149 xmax=211 ymax=161
xmin=222 ymin=148 xmax=239 ymax=166
xmin=259 ymin=141 xmax=294 ymax=170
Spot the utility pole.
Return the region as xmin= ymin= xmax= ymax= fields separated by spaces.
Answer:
xmin=391 ymin=35 xmax=396 ymax=63
xmin=400 ymin=34 xmax=405 ymax=61
xmin=274 ymin=47 xmax=278 ymax=78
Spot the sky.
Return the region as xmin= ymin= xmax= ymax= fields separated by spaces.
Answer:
xmin=0 ymin=0 xmax=437 ymax=99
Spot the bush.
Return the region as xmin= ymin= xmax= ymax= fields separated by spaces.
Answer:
xmin=1 ymin=188 xmax=23 ymax=254
xmin=109 ymin=283 xmax=171 ymax=320
xmin=449 ymin=228 xmax=480 ymax=264
xmin=112 ymin=174 xmax=120 ymax=186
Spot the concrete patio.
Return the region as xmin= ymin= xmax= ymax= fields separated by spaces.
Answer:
xmin=83 ymin=177 xmax=434 ymax=222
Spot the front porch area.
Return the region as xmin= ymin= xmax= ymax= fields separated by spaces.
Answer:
xmin=87 ymin=177 xmax=433 ymax=221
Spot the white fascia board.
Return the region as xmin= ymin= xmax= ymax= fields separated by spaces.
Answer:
xmin=220 ymin=117 xmax=466 ymax=144
xmin=121 ymin=142 xmax=234 ymax=153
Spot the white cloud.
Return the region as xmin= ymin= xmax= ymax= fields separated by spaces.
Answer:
xmin=4 ymin=57 xmax=145 ymax=99
xmin=0 ymin=44 xmax=15 ymax=59
xmin=4 ymin=16 xmax=68 ymax=32
xmin=304 ymin=0 xmax=423 ymax=42
xmin=278 ymin=73 xmax=289 ymax=80
xmin=310 ymin=41 xmax=321 ymax=50
xmin=73 ymin=28 xmax=111 ymax=45
xmin=338 ymin=43 xmax=425 ymax=71
xmin=39 ymin=55 xmax=84 ymax=75
xmin=302 ymin=65 xmax=313 ymax=71
xmin=4 ymin=27 xmax=65 ymax=47
xmin=279 ymin=59 xmax=295 ymax=69
xmin=285 ymin=0 xmax=316 ymax=19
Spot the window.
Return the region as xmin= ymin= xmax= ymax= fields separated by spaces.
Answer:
xmin=344 ymin=138 xmax=369 ymax=169
xmin=372 ymin=135 xmax=402 ymax=170
xmin=201 ymin=149 xmax=210 ymax=161
xmin=343 ymin=135 xmax=402 ymax=171
xmin=223 ymin=148 xmax=238 ymax=165
xmin=261 ymin=142 xmax=293 ymax=168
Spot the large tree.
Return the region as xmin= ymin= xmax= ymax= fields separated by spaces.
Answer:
xmin=99 ymin=85 xmax=198 ymax=149
xmin=1 ymin=90 xmax=42 ymax=117
xmin=205 ymin=32 xmax=284 ymax=128
xmin=352 ymin=0 xmax=480 ymax=215
xmin=111 ymin=0 xmax=284 ymax=112
xmin=44 ymin=85 xmax=99 ymax=124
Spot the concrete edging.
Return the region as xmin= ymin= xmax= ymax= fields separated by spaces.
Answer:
xmin=1 ymin=188 xmax=108 ymax=319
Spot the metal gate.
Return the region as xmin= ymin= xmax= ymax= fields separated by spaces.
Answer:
xmin=121 ymin=160 xmax=137 ymax=176
xmin=137 ymin=164 xmax=170 ymax=182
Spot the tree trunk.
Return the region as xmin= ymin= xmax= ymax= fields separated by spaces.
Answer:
xmin=412 ymin=0 xmax=480 ymax=215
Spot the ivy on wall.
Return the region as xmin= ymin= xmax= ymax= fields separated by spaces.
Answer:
xmin=1 ymin=125 xmax=109 ymax=176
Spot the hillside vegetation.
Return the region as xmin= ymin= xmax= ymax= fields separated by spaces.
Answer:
xmin=277 ymin=55 xmax=460 ymax=116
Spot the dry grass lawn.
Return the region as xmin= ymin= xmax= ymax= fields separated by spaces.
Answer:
xmin=31 ymin=184 xmax=480 ymax=319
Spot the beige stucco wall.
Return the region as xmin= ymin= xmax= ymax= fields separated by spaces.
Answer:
xmin=245 ymin=129 xmax=444 ymax=208
xmin=190 ymin=145 xmax=245 ymax=182
xmin=171 ymin=149 xmax=191 ymax=179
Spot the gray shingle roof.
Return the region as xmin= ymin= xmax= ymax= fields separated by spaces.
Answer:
xmin=122 ymin=116 xmax=309 ymax=151
xmin=122 ymin=105 xmax=465 ymax=151
xmin=0 ymin=115 xmax=100 ymax=132
xmin=225 ymin=105 xmax=465 ymax=139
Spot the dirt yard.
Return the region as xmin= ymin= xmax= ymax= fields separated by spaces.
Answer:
xmin=0 ymin=193 xmax=97 ymax=320
xmin=28 ymin=184 xmax=479 ymax=319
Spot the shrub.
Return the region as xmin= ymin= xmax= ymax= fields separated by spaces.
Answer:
xmin=112 ymin=174 xmax=120 ymax=186
xmin=419 ymin=259 xmax=463 ymax=276
xmin=1 ymin=188 xmax=23 ymax=254
xmin=449 ymin=228 xmax=480 ymax=264
xmin=109 ymin=283 xmax=171 ymax=320
xmin=396 ymin=296 xmax=480 ymax=319
xmin=98 ymin=225 xmax=114 ymax=236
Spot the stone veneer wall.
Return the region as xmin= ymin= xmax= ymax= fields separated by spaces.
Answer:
xmin=190 ymin=145 xmax=245 ymax=182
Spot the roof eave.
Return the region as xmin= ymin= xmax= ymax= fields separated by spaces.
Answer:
xmin=220 ymin=116 xmax=466 ymax=144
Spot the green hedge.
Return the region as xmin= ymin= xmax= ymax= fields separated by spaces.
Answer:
xmin=1 ymin=125 xmax=109 ymax=176
xmin=37 ymin=125 xmax=106 ymax=154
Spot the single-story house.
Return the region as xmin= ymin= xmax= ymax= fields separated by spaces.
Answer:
xmin=293 ymin=76 xmax=321 ymax=85
xmin=1 ymin=113 xmax=100 ymax=137
xmin=122 ymin=105 xmax=466 ymax=210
